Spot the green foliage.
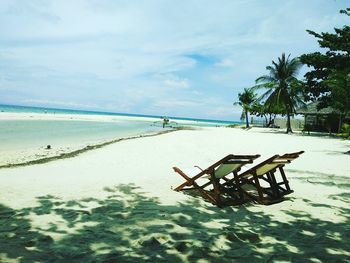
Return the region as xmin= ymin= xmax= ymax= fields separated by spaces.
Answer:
xmin=339 ymin=123 xmax=350 ymax=139
xmin=235 ymin=88 xmax=256 ymax=110
xmin=250 ymin=101 xmax=283 ymax=127
xmin=240 ymin=111 xmax=245 ymax=121
xmin=250 ymin=102 xmax=266 ymax=118
xmin=324 ymin=70 xmax=350 ymax=114
xmin=300 ymin=8 xmax=350 ymax=115
xmin=226 ymin=124 xmax=240 ymax=128
xmin=234 ymin=88 xmax=257 ymax=128
xmin=254 ymin=53 xmax=305 ymax=132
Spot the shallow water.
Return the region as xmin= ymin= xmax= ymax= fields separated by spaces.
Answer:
xmin=0 ymin=119 xmax=163 ymax=165
xmin=0 ymin=104 xmax=241 ymax=166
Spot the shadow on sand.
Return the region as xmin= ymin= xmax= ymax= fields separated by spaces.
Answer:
xmin=1 ymin=183 xmax=349 ymax=262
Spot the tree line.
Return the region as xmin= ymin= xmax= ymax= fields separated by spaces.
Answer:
xmin=235 ymin=8 xmax=349 ymax=134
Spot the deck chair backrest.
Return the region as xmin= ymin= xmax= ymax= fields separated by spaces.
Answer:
xmin=278 ymin=151 xmax=305 ymax=162
xmin=270 ymin=151 xmax=304 ymax=167
xmin=255 ymin=159 xmax=290 ymax=176
xmin=215 ymin=163 xmax=243 ymax=178
xmin=254 ymin=152 xmax=305 ymax=176
xmin=239 ymin=155 xmax=279 ymax=178
xmin=240 ymin=152 xmax=304 ymax=178
xmin=214 ymin=156 xmax=260 ymax=178
xmin=255 ymin=163 xmax=281 ymax=176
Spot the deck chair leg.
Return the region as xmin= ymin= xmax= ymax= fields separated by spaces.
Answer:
xmin=268 ymin=171 xmax=280 ymax=198
xmin=196 ymin=186 xmax=219 ymax=205
xmin=279 ymin=167 xmax=291 ymax=192
xmin=173 ymin=170 xmax=194 ymax=191
xmin=211 ymin=173 xmax=222 ymax=206
xmin=253 ymin=174 xmax=265 ymax=204
xmin=173 ymin=167 xmax=219 ymax=204
xmin=234 ymin=171 xmax=245 ymax=201
xmin=265 ymin=172 xmax=273 ymax=190
xmin=188 ymin=180 xmax=220 ymax=205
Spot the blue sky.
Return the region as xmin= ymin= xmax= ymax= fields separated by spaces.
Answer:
xmin=0 ymin=0 xmax=349 ymax=121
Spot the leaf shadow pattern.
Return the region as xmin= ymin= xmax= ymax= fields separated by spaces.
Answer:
xmin=0 ymin=183 xmax=349 ymax=262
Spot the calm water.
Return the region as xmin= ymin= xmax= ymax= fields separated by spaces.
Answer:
xmin=0 ymin=104 xmax=239 ymax=126
xmin=0 ymin=119 xmax=161 ymax=151
xmin=0 ymin=119 xmax=164 ymax=165
xmin=0 ymin=104 xmax=241 ymax=165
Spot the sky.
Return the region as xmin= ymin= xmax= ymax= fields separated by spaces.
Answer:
xmin=0 ymin=0 xmax=349 ymax=121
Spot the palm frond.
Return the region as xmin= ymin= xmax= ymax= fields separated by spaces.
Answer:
xmin=254 ymin=53 xmax=305 ymax=126
xmin=255 ymin=75 xmax=275 ymax=83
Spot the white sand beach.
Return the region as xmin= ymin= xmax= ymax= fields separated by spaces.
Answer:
xmin=2 ymin=0 xmax=349 ymax=261
xmin=0 ymin=122 xmax=350 ymax=262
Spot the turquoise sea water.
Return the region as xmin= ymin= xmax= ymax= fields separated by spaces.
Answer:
xmin=0 ymin=119 xmax=161 ymax=152
xmin=0 ymin=118 xmax=164 ymax=166
xmin=0 ymin=104 xmax=238 ymax=126
xmin=0 ymin=104 xmax=240 ymax=165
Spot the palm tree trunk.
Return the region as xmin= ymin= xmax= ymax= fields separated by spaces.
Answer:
xmin=286 ymin=113 xmax=292 ymax=133
xmin=268 ymin=114 xmax=272 ymax=127
xmin=245 ymin=111 xmax=249 ymax=128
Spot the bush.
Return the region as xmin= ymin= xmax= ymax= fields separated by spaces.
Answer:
xmin=338 ymin=123 xmax=350 ymax=139
xmin=227 ymin=124 xmax=241 ymax=128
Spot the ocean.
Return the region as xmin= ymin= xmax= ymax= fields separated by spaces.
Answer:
xmin=0 ymin=104 xmax=236 ymax=125
xmin=0 ymin=104 xmax=240 ymax=166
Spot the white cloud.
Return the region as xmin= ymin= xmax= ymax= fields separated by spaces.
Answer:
xmin=215 ymin=58 xmax=235 ymax=68
xmin=164 ymin=79 xmax=189 ymax=89
xmin=206 ymin=106 xmax=237 ymax=118
xmin=0 ymin=0 xmax=348 ymax=120
xmin=152 ymin=99 xmax=200 ymax=109
xmin=161 ymin=74 xmax=189 ymax=89
xmin=22 ymin=99 xmax=99 ymax=109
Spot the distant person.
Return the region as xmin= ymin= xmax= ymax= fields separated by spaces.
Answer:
xmin=269 ymin=119 xmax=279 ymax=128
xmin=267 ymin=119 xmax=274 ymax=127
xmin=162 ymin=117 xmax=169 ymax=128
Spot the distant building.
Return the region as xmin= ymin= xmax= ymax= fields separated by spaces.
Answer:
xmin=297 ymin=101 xmax=344 ymax=133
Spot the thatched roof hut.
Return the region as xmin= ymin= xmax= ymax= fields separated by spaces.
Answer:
xmin=297 ymin=101 xmax=342 ymax=115
xmin=297 ymin=101 xmax=344 ymax=133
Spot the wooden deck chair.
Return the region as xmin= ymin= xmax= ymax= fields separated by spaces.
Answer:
xmin=173 ymin=154 xmax=260 ymax=207
xmin=225 ymin=151 xmax=304 ymax=204
xmin=258 ymin=151 xmax=304 ymax=199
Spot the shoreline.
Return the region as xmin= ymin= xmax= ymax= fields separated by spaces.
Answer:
xmin=0 ymin=111 xmax=234 ymax=168
xmin=1 ymin=113 xmax=347 ymax=169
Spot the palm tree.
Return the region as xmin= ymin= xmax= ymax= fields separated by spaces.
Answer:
xmin=234 ymin=88 xmax=256 ymax=128
xmin=250 ymin=101 xmax=282 ymax=127
xmin=254 ymin=53 xmax=304 ymax=133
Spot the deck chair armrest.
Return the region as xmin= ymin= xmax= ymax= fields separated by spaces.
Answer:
xmin=173 ymin=167 xmax=183 ymax=173
xmin=231 ymin=154 xmax=261 ymax=160
xmin=203 ymin=155 xmax=236 ymax=172
xmin=280 ymin=151 xmax=305 ymax=158
xmin=272 ymin=160 xmax=291 ymax=164
xmin=173 ymin=166 xmax=208 ymax=182
xmin=207 ymin=154 xmax=261 ymax=169
xmin=225 ymin=160 xmax=255 ymax=164
xmin=194 ymin=165 xmax=204 ymax=171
